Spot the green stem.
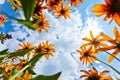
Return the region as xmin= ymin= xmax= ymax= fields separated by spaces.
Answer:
xmin=9 ymin=65 xmax=29 ymax=80
xmin=105 ymin=51 xmax=120 ymax=62
xmin=97 ymin=59 xmax=120 ymax=75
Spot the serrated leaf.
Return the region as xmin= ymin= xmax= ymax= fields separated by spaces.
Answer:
xmin=21 ymin=0 xmax=37 ymax=21
xmin=18 ymin=20 xmax=37 ymax=30
xmin=31 ymin=72 xmax=61 ymax=80
xmin=7 ymin=48 xmax=33 ymax=58
xmin=0 ymin=49 xmax=9 ymax=55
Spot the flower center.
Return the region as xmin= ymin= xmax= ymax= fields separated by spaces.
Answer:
xmin=110 ymin=1 xmax=120 ymax=12
xmin=84 ymin=51 xmax=89 ymax=56
xmin=88 ymin=76 xmax=99 ymax=80
xmin=61 ymin=9 xmax=65 ymax=14
xmin=116 ymin=42 xmax=120 ymax=49
xmin=92 ymin=39 xmax=98 ymax=45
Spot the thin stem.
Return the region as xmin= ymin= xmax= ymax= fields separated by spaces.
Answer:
xmin=9 ymin=65 xmax=29 ymax=80
xmin=105 ymin=51 xmax=120 ymax=62
xmin=97 ymin=59 xmax=120 ymax=75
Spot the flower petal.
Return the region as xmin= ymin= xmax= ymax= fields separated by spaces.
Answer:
xmin=113 ymin=13 xmax=120 ymax=26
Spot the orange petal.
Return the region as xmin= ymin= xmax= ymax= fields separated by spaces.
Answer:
xmin=113 ymin=13 xmax=120 ymax=26
xmin=113 ymin=27 xmax=118 ymax=39
xmin=108 ymin=50 xmax=119 ymax=63
xmin=99 ymin=70 xmax=109 ymax=77
xmin=101 ymin=32 xmax=112 ymax=41
xmin=105 ymin=0 xmax=112 ymax=5
xmin=90 ymin=31 xmax=94 ymax=40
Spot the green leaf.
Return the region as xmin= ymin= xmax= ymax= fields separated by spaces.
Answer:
xmin=0 ymin=49 xmax=9 ymax=55
xmin=11 ymin=67 xmax=23 ymax=78
xmin=18 ymin=20 xmax=37 ymax=30
xmin=31 ymin=72 xmax=61 ymax=80
xmin=21 ymin=0 xmax=37 ymax=21
xmin=0 ymin=34 xmax=4 ymax=40
xmin=27 ymin=53 xmax=44 ymax=67
xmin=7 ymin=48 xmax=33 ymax=58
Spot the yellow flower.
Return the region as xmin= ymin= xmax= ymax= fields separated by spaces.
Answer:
xmin=46 ymin=0 xmax=62 ymax=12
xmin=77 ymin=46 xmax=97 ymax=65
xmin=34 ymin=41 xmax=55 ymax=59
xmin=100 ymin=27 xmax=120 ymax=63
xmin=54 ymin=4 xmax=71 ymax=19
xmin=15 ymin=70 xmax=32 ymax=80
xmin=81 ymin=31 xmax=108 ymax=52
xmin=17 ymin=42 xmax=33 ymax=56
xmin=92 ymin=0 xmax=120 ymax=26
xmin=0 ymin=15 xmax=7 ymax=26
xmin=69 ymin=0 xmax=84 ymax=6
xmin=80 ymin=67 xmax=113 ymax=80
xmin=23 ymin=70 xmax=32 ymax=80
xmin=35 ymin=15 xmax=51 ymax=32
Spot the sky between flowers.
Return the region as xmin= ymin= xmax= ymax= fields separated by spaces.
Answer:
xmin=0 ymin=0 xmax=120 ymax=80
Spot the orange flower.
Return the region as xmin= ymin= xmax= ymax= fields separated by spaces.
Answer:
xmin=7 ymin=0 xmax=21 ymax=8
xmin=80 ymin=67 xmax=113 ymax=80
xmin=69 ymin=0 xmax=84 ymax=6
xmin=17 ymin=42 xmax=33 ymax=56
xmin=76 ymin=46 xmax=97 ymax=65
xmin=92 ymin=0 xmax=120 ymax=26
xmin=54 ymin=4 xmax=71 ymax=19
xmin=46 ymin=0 xmax=62 ymax=12
xmin=35 ymin=15 xmax=51 ymax=32
xmin=100 ymin=27 xmax=120 ymax=63
xmin=0 ymin=15 xmax=7 ymax=26
xmin=81 ymin=31 xmax=108 ymax=52
xmin=34 ymin=41 xmax=55 ymax=59
xmin=34 ymin=0 xmax=47 ymax=16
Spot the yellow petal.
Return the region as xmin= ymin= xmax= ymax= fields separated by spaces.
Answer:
xmin=99 ymin=70 xmax=109 ymax=77
xmin=113 ymin=27 xmax=118 ymax=39
xmin=113 ymin=13 xmax=120 ymax=26
xmin=101 ymin=32 xmax=112 ymax=40
xmin=90 ymin=31 xmax=94 ymax=40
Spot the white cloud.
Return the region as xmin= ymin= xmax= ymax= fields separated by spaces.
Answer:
xmin=0 ymin=0 xmax=5 ymax=4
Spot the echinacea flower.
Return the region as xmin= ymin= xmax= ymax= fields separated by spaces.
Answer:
xmin=100 ymin=27 xmax=120 ymax=63
xmin=34 ymin=41 xmax=55 ymax=59
xmin=80 ymin=67 xmax=113 ymax=80
xmin=35 ymin=15 xmax=51 ymax=32
xmin=92 ymin=0 xmax=120 ymax=26
xmin=46 ymin=0 xmax=62 ymax=12
xmin=69 ymin=0 xmax=84 ymax=6
xmin=34 ymin=0 xmax=47 ymax=16
xmin=76 ymin=46 xmax=97 ymax=65
xmin=81 ymin=31 xmax=108 ymax=52
xmin=54 ymin=4 xmax=71 ymax=19
xmin=0 ymin=15 xmax=7 ymax=26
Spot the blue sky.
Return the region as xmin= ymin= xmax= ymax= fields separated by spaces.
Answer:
xmin=0 ymin=0 xmax=120 ymax=80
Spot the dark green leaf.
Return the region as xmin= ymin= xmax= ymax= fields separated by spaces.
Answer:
xmin=7 ymin=48 xmax=33 ymax=58
xmin=18 ymin=20 xmax=37 ymax=30
xmin=0 ymin=49 xmax=9 ymax=55
xmin=21 ymin=0 xmax=37 ymax=21
xmin=27 ymin=66 xmax=36 ymax=75
xmin=31 ymin=72 xmax=61 ymax=80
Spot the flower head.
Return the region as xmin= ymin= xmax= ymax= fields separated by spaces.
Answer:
xmin=46 ymin=0 xmax=62 ymax=12
xmin=35 ymin=15 xmax=51 ymax=32
xmin=34 ymin=41 xmax=55 ymax=59
xmin=92 ymin=0 xmax=120 ymax=26
xmin=80 ymin=67 xmax=113 ymax=80
xmin=0 ymin=15 xmax=7 ymax=26
xmin=69 ymin=0 xmax=84 ymax=6
xmin=81 ymin=31 xmax=108 ymax=52
xmin=77 ymin=46 xmax=97 ymax=65
xmin=100 ymin=27 xmax=120 ymax=63
xmin=34 ymin=0 xmax=47 ymax=16
xmin=54 ymin=4 xmax=71 ymax=19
